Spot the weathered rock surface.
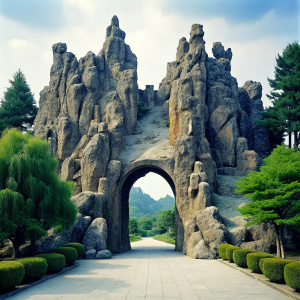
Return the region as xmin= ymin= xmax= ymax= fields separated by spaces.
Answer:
xmin=85 ymin=249 xmax=96 ymax=259
xmin=82 ymin=218 xmax=107 ymax=251
xmin=96 ymin=249 xmax=112 ymax=259
xmin=30 ymin=16 xmax=274 ymax=259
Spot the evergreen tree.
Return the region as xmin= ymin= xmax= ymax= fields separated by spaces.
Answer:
xmin=260 ymin=42 xmax=300 ymax=149
xmin=0 ymin=70 xmax=38 ymax=134
xmin=236 ymin=145 xmax=300 ymax=258
xmin=0 ymin=129 xmax=77 ymax=258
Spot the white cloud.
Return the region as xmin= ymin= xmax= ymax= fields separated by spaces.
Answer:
xmin=133 ymin=172 xmax=174 ymax=200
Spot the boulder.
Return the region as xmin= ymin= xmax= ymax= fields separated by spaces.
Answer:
xmin=85 ymin=250 xmax=96 ymax=259
xmin=82 ymin=218 xmax=107 ymax=251
xmin=96 ymin=250 xmax=112 ymax=259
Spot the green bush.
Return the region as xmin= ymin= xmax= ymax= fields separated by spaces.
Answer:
xmin=35 ymin=253 xmax=66 ymax=274
xmin=62 ymin=243 xmax=85 ymax=258
xmin=0 ymin=261 xmax=25 ymax=291
xmin=247 ymin=252 xmax=274 ymax=273
xmin=219 ymin=244 xmax=233 ymax=260
xmin=48 ymin=247 xmax=78 ymax=265
xmin=226 ymin=246 xmax=240 ymax=262
xmin=284 ymin=261 xmax=300 ymax=290
xmin=17 ymin=257 xmax=48 ymax=282
xmin=262 ymin=258 xmax=294 ymax=283
xmin=233 ymin=248 xmax=256 ymax=268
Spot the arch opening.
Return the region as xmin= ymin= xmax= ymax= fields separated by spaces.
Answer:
xmin=120 ymin=166 xmax=178 ymax=252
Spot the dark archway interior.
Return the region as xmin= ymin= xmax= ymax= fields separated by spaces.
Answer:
xmin=121 ymin=166 xmax=176 ymax=251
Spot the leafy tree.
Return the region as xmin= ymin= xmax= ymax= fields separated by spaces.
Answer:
xmin=260 ymin=42 xmax=300 ymax=149
xmin=157 ymin=206 xmax=175 ymax=234
xmin=236 ymin=145 xmax=300 ymax=258
xmin=128 ymin=218 xmax=138 ymax=235
xmin=0 ymin=129 xmax=77 ymax=258
xmin=0 ymin=70 xmax=38 ymax=134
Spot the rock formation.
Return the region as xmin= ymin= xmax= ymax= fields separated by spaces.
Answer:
xmin=32 ymin=16 xmax=273 ymax=259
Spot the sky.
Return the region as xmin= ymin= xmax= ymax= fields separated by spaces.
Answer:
xmin=0 ymin=0 xmax=299 ymax=199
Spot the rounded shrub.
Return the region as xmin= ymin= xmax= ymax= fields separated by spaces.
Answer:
xmin=62 ymin=243 xmax=85 ymax=258
xmin=0 ymin=261 xmax=25 ymax=291
xmin=35 ymin=253 xmax=66 ymax=274
xmin=247 ymin=252 xmax=274 ymax=273
xmin=48 ymin=247 xmax=78 ymax=265
xmin=262 ymin=258 xmax=294 ymax=283
xmin=17 ymin=257 xmax=48 ymax=283
xmin=226 ymin=246 xmax=240 ymax=262
xmin=284 ymin=261 xmax=300 ymax=290
xmin=233 ymin=248 xmax=256 ymax=268
xmin=219 ymin=244 xmax=232 ymax=260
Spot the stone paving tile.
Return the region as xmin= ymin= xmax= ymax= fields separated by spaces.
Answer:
xmin=7 ymin=237 xmax=293 ymax=300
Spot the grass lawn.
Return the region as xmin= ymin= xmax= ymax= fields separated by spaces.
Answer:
xmin=129 ymin=234 xmax=142 ymax=242
xmin=153 ymin=234 xmax=175 ymax=245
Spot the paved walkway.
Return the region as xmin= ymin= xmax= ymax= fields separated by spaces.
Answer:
xmin=8 ymin=238 xmax=291 ymax=300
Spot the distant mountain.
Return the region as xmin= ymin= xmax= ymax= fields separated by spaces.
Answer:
xmin=129 ymin=187 xmax=174 ymax=220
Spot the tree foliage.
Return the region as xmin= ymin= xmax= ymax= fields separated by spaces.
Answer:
xmin=260 ymin=42 xmax=300 ymax=149
xmin=128 ymin=218 xmax=138 ymax=235
xmin=0 ymin=129 xmax=77 ymax=258
xmin=236 ymin=145 xmax=300 ymax=258
xmin=0 ymin=70 xmax=38 ymax=134
xmin=157 ymin=206 xmax=175 ymax=233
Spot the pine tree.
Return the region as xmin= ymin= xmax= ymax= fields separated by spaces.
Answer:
xmin=260 ymin=42 xmax=300 ymax=149
xmin=236 ymin=145 xmax=300 ymax=258
xmin=0 ymin=129 xmax=77 ymax=258
xmin=0 ymin=70 xmax=38 ymax=134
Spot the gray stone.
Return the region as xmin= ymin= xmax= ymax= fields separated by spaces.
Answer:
xmin=82 ymin=218 xmax=107 ymax=251
xmin=85 ymin=249 xmax=96 ymax=259
xmin=71 ymin=192 xmax=95 ymax=216
xmin=96 ymin=249 xmax=112 ymax=259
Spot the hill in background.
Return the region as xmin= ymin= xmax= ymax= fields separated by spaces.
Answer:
xmin=129 ymin=187 xmax=174 ymax=220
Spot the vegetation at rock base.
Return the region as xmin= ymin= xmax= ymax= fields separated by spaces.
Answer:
xmin=35 ymin=253 xmax=66 ymax=274
xmin=0 ymin=70 xmax=38 ymax=135
xmin=48 ymin=247 xmax=78 ymax=265
xmin=62 ymin=243 xmax=85 ymax=258
xmin=0 ymin=129 xmax=77 ymax=258
xmin=260 ymin=42 xmax=300 ymax=149
xmin=218 ymin=244 xmax=232 ymax=260
xmin=0 ymin=261 xmax=25 ymax=291
xmin=17 ymin=257 xmax=47 ymax=283
xmin=246 ymin=252 xmax=274 ymax=273
xmin=226 ymin=246 xmax=240 ymax=262
xmin=232 ymin=248 xmax=256 ymax=268
xmin=284 ymin=261 xmax=300 ymax=290
xmin=261 ymin=257 xmax=293 ymax=283
xmin=236 ymin=145 xmax=300 ymax=258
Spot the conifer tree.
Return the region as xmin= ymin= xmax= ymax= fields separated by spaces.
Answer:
xmin=0 ymin=70 xmax=38 ymax=134
xmin=260 ymin=42 xmax=300 ymax=149
xmin=236 ymin=145 xmax=300 ymax=258
xmin=0 ymin=129 xmax=77 ymax=258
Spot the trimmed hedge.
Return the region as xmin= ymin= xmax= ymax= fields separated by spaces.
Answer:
xmin=17 ymin=257 xmax=48 ymax=283
xmin=62 ymin=243 xmax=85 ymax=258
xmin=48 ymin=247 xmax=78 ymax=265
xmin=247 ymin=252 xmax=274 ymax=273
xmin=262 ymin=258 xmax=293 ymax=283
xmin=284 ymin=261 xmax=300 ymax=290
xmin=219 ymin=244 xmax=232 ymax=260
xmin=36 ymin=253 xmax=66 ymax=274
xmin=233 ymin=248 xmax=256 ymax=268
xmin=0 ymin=261 xmax=25 ymax=291
xmin=226 ymin=246 xmax=240 ymax=262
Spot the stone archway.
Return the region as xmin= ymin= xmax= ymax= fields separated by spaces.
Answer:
xmin=33 ymin=16 xmax=270 ymax=258
xmin=117 ymin=164 xmax=177 ymax=253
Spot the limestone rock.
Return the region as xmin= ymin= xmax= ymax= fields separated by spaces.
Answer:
xmin=81 ymin=133 xmax=110 ymax=192
xmin=82 ymin=218 xmax=107 ymax=251
xmin=85 ymin=250 xmax=96 ymax=259
xmin=96 ymin=249 xmax=112 ymax=259
xmin=71 ymin=192 xmax=95 ymax=216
